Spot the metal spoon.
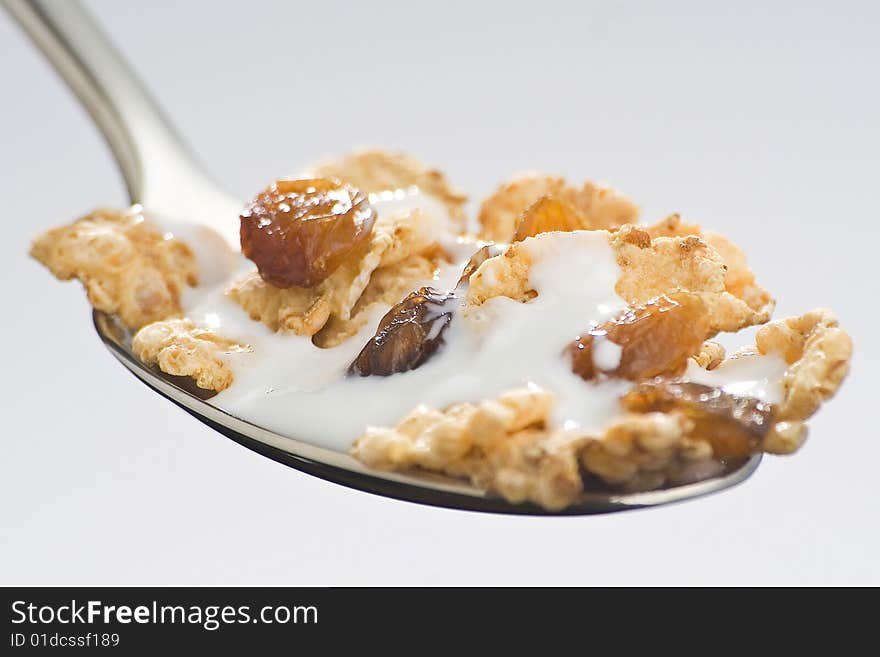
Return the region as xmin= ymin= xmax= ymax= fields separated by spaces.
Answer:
xmin=5 ymin=0 xmax=761 ymax=515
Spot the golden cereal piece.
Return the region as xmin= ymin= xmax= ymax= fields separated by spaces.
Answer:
xmin=478 ymin=174 xmax=571 ymax=242
xmin=352 ymin=308 xmax=853 ymax=507
xmin=312 ymin=251 xmax=441 ymax=348
xmin=353 ymin=387 xmax=586 ymax=510
xmin=578 ymin=180 xmax=641 ymax=230
xmin=690 ymin=341 xmax=726 ymax=370
xmin=678 ymin=309 xmax=852 ymax=455
xmin=579 ymin=412 xmax=718 ymax=492
xmin=307 ymin=149 xmax=468 ymax=228
xmin=465 ymin=237 xmax=538 ymax=306
xmin=477 ymin=173 xmax=639 ymax=241
xmin=465 ymin=228 xmax=770 ymax=335
xmin=30 ymin=207 xmax=197 ymax=329
xmin=132 ymin=318 xmax=249 ymax=392
xmin=373 ymin=207 xmax=445 ymax=268
xmin=642 ymin=213 xmax=703 ymax=239
xmin=227 ymin=236 xmax=387 ymax=335
xmin=479 ymin=429 xmax=586 ymax=511
xmin=644 ymin=214 xmax=774 ymax=320
xmin=613 ymin=225 xmax=772 ymax=332
xmin=352 ymin=386 xmax=722 ymax=508
xmin=755 ymin=309 xmax=853 ymax=424
xmin=762 ymin=421 xmax=809 ymax=455
xmin=228 ymin=269 xmax=333 ymax=335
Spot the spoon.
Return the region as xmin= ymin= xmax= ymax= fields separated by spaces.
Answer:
xmin=5 ymin=0 xmax=762 ymax=515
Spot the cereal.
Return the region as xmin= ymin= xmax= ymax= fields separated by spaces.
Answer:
xmin=644 ymin=214 xmax=774 ymax=319
xmin=513 ymin=196 xmax=584 ymax=241
xmin=755 ymin=309 xmax=853 ymax=423
xmin=29 ymin=151 xmax=852 ymax=511
xmin=577 ymin=180 xmax=642 ymax=230
xmin=229 ymin=202 xmax=452 ymax=336
xmin=680 ymin=309 xmax=853 ymax=456
xmin=353 ymin=387 xmax=586 ymax=510
xmin=228 ymin=241 xmax=379 ymax=335
xmin=312 ymin=251 xmax=440 ymax=348
xmin=307 ymin=149 xmax=468 ymax=228
xmin=620 ymin=381 xmax=776 ymax=458
xmin=611 ymin=225 xmax=773 ymax=331
xmin=478 ymin=173 xmax=639 ymax=241
xmin=580 ymin=412 xmax=717 ymax=492
xmin=132 ymin=318 xmax=249 ymax=392
xmin=30 ymin=207 xmax=196 ymax=329
xmin=690 ymin=341 xmax=726 ymax=370
xmin=372 ymin=207 xmax=446 ymax=268
xmin=466 ymin=228 xmax=772 ymax=335
xmin=352 ymin=386 xmax=720 ymax=508
xmin=354 ymin=306 xmax=851 ymax=507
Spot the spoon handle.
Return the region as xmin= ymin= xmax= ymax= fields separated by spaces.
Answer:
xmin=3 ymin=0 xmax=231 ymax=218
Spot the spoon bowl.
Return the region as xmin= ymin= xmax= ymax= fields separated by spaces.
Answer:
xmin=8 ymin=0 xmax=763 ymax=515
xmin=95 ymin=310 xmax=761 ymax=515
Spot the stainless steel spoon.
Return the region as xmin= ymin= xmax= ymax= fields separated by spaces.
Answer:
xmin=5 ymin=0 xmax=762 ymax=515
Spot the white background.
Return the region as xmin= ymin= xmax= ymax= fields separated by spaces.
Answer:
xmin=1 ymin=0 xmax=877 ymax=585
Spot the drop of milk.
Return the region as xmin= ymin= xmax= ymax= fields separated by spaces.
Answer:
xmin=593 ymin=339 xmax=624 ymax=371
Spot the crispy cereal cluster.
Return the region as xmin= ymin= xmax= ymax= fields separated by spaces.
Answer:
xmin=354 ymin=308 xmax=851 ymax=510
xmin=306 ymin=149 xmax=468 ymax=227
xmin=30 ymin=207 xmax=196 ymax=329
xmin=31 ymin=152 xmax=468 ymax=392
xmin=30 ymin=152 xmax=852 ymax=508
xmin=132 ymin=318 xmax=249 ymax=392
xmin=478 ymin=173 xmax=640 ymax=241
xmin=467 ymin=226 xmax=772 ymax=333
xmin=349 ymin=169 xmax=849 ymax=508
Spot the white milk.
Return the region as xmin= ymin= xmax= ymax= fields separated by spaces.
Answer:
xmin=155 ymin=191 xmax=789 ymax=452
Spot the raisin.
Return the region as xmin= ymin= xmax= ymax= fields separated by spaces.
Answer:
xmin=513 ymin=196 xmax=583 ymax=241
xmin=240 ymin=178 xmax=375 ymax=288
xmin=349 ymin=245 xmax=504 ymax=376
xmin=571 ymin=292 xmax=710 ymax=381
xmin=620 ymin=381 xmax=775 ymax=458
xmin=350 ymin=287 xmax=458 ymax=376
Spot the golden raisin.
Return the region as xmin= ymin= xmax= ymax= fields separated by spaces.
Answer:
xmin=513 ymin=196 xmax=584 ymax=241
xmin=571 ymin=292 xmax=711 ymax=381
xmin=350 ymin=287 xmax=458 ymax=376
xmin=240 ymin=178 xmax=376 ymax=288
xmin=620 ymin=381 xmax=775 ymax=458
